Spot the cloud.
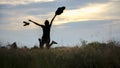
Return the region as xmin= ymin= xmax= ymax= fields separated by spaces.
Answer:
xmin=103 ymin=20 xmax=120 ymax=31
xmin=0 ymin=0 xmax=119 ymax=30
xmin=51 ymin=1 xmax=120 ymax=25
xmin=0 ymin=0 xmax=55 ymax=5
xmin=0 ymin=15 xmax=45 ymax=30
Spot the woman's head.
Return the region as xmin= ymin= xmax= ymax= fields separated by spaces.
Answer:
xmin=44 ymin=20 xmax=49 ymax=26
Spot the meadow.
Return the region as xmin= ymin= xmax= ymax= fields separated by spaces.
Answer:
xmin=0 ymin=41 xmax=120 ymax=68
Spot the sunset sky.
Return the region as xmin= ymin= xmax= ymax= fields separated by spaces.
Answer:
xmin=0 ymin=0 xmax=120 ymax=47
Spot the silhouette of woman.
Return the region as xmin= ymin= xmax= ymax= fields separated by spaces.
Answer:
xmin=29 ymin=19 xmax=52 ymax=48
xmin=28 ymin=6 xmax=65 ymax=48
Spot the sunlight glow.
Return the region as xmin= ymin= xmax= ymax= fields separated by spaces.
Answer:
xmin=53 ymin=3 xmax=109 ymax=25
xmin=1 ymin=1 xmax=119 ymax=30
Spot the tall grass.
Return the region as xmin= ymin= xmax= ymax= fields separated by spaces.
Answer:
xmin=0 ymin=41 xmax=120 ymax=68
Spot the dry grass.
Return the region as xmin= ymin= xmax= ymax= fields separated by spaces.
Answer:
xmin=0 ymin=41 xmax=120 ymax=68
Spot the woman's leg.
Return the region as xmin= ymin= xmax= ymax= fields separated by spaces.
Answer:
xmin=46 ymin=38 xmax=50 ymax=49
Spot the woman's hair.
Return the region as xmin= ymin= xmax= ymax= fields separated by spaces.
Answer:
xmin=45 ymin=20 xmax=49 ymax=25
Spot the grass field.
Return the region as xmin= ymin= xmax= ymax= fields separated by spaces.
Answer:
xmin=0 ymin=41 xmax=120 ymax=68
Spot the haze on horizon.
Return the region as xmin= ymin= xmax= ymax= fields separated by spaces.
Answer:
xmin=0 ymin=0 xmax=120 ymax=47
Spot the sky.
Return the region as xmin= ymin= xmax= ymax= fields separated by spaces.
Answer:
xmin=0 ymin=0 xmax=120 ymax=47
